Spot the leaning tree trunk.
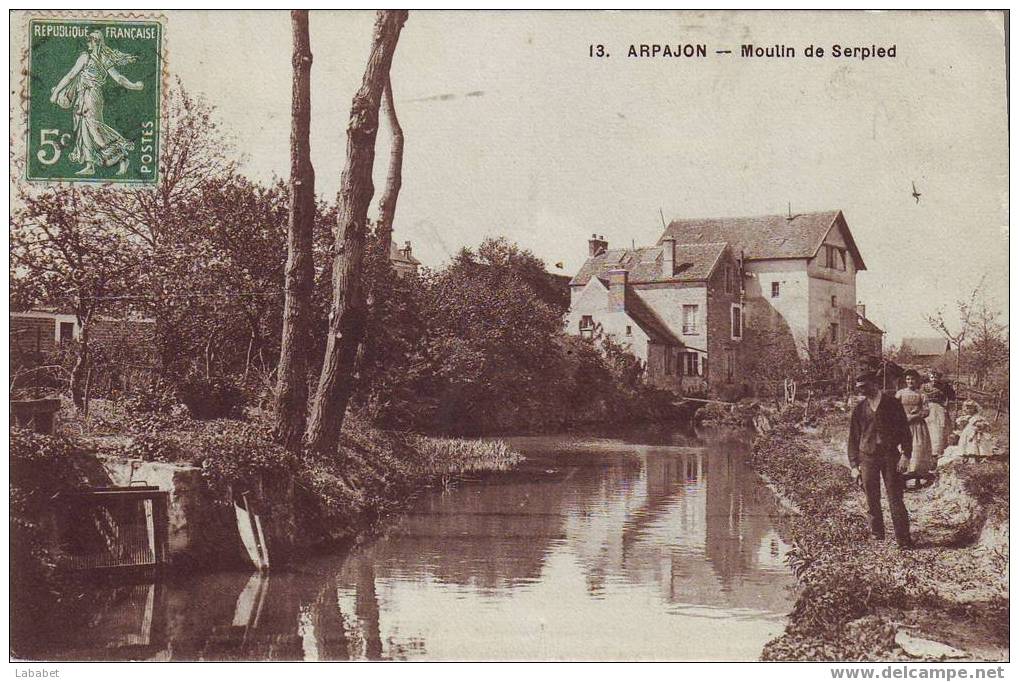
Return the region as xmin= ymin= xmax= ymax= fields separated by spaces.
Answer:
xmin=353 ymin=75 xmax=404 ymax=377
xmin=304 ymin=10 xmax=408 ymax=455
xmin=273 ymin=9 xmax=317 ymax=451
xmin=375 ymin=76 xmax=404 ymax=247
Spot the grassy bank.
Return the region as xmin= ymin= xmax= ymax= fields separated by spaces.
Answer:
xmin=751 ymin=422 xmax=1008 ymax=661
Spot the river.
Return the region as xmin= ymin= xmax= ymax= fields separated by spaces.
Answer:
xmin=32 ymin=429 xmax=796 ymax=661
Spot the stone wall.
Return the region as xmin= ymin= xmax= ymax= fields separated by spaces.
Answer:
xmin=101 ymin=456 xmax=298 ymax=570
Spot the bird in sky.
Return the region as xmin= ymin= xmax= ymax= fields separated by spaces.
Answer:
xmin=911 ymin=181 xmax=922 ymax=204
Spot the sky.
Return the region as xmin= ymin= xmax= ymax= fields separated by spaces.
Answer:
xmin=29 ymin=10 xmax=1010 ymax=345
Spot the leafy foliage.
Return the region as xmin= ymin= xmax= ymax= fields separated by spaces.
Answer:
xmin=176 ymin=373 xmax=246 ymax=420
xmin=354 ymin=236 xmax=681 ymax=435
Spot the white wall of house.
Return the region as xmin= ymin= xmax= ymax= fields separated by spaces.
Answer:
xmin=633 ymin=284 xmax=708 ymax=353
xmin=566 ymin=278 xmax=651 ymax=361
xmin=743 ymin=259 xmax=812 ymax=355
xmin=806 ymin=224 xmax=859 ymax=345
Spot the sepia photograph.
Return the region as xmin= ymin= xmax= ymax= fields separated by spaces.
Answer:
xmin=7 ymin=9 xmax=1010 ymax=666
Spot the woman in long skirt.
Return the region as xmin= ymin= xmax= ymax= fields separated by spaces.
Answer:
xmin=896 ymin=369 xmax=933 ymax=475
xmin=922 ymin=386 xmax=948 ymax=464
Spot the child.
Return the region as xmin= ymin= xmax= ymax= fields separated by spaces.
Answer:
xmin=959 ymin=400 xmax=995 ymax=459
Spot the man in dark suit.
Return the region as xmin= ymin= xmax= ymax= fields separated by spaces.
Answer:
xmin=848 ymin=372 xmax=914 ymax=548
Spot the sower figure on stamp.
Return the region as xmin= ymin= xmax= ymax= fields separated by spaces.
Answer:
xmin=848 ymin=372 xmax=914 ymax=549
xmin=49 ymin=31 xmax=143 ymax=176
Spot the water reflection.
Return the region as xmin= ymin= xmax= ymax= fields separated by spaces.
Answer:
xmin=33 ymin=432 xmax=793 ymax=661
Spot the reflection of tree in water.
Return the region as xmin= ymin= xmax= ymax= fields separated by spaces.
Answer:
xmin=366 ymin=469 xmax=615 ymax=590
xmin=703 ymin=443 xmax=776 ymax=588
xmin=558 ymin=444 xmax=792 ymax=613
xmin=354 ymin=553 xmax=383 ymax=660
xmin=40 ymin=437 xmax=793 ymax=661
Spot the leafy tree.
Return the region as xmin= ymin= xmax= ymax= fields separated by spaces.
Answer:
xmin=351 ymin=229 xmax=429 ymax=428
xmin=164 ymin=176 xmax=290 ymax=383
xmin=416 ymin=238 xmax=568 ymax=433
xmin=962 ymin=297 xmax=1008 ymax=389
xmin=87 ymin=82 xmax=237 ymax=372
xmin=10 ymin=186 xmax=145 ymax=407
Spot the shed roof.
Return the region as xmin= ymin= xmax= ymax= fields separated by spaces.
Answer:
xmin=657 ymin=209 xmax=866 ymax=270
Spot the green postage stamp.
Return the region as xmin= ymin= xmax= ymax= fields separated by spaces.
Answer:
xmin=25 ymin=18 xmax=163 ymax=184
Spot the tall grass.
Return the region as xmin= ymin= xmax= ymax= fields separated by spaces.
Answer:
xmin=408 ymin=435 xmax=523 ymax=476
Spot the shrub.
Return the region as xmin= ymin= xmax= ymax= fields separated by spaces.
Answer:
xmin=122 ymin=378 xmax=181 ymax=415
xmin=176 ymin=374 xmax=245 ymax=420
xmin=10 ymin=428 xmax=95 ymax=655
xmin=957 ymin=461 xmax=1009 ymax=507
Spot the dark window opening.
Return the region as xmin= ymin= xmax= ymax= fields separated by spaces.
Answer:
xmin=683 ymin=352 xmax=700 ymax=376
xmin=58 ymin=322 xmax=75 ymax=345
xmin=771 ymin=281 xmax=780 ymax=298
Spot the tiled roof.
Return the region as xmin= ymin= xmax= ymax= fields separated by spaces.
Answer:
xmin=657 ymin=209 xmax=866 ymax=270
xmin=570 ymin=242 xmax=727 ymax=287
xmin=625 ymin=289 xmax=683 ymax=346
xmin=857 ymin=314 xmax=883 ymax=335
xmin=901 ymin=337 xmax=949 ymax=357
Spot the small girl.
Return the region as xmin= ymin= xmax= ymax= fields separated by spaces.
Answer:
xmin=958 ymin=400 xmax=995 ymax=459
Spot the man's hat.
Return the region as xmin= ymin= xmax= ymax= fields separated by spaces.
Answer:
xmin=854 ymin=371 xmax=877 ymax=387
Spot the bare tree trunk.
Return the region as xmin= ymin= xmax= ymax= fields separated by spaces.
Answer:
xmin=376 ymin=76 xmax=404 ymax=246
xmin=70 ymin=310 xmax=93 ymax=410
xmin=304 ymin=10 xmax=408 ymax=455
xmin=354 ymin=75 xmax=404 ymax=378
xmin=274 ymin=9 xmax=317 ymax=451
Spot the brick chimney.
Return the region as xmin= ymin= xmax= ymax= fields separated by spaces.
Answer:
xmin=588 ymin=233 xmax=608 ymax=257
xmin=607 ymin=269 xmax=627 ymax=311
xmin=856 ymin=303 xmax=866 ymax=319
xmin=661 ymin=236 xmax=675 ymax=278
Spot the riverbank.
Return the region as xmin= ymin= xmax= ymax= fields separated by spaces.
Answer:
xmin=11 ymin=403 xmax=523 ymax=657
xmin=751 ymin=420 xmax=1008 ymax=661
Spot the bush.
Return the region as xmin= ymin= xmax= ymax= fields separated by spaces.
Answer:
xmin=957 ymin=461 xmax=1009 ymax=507
xmin=122 ymin=378 xmax=181 ymax=415
xmin=176 ymin=374 xmax=245 ymax=420
xmin=10 ymin=429 xmax=95 ymax=656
